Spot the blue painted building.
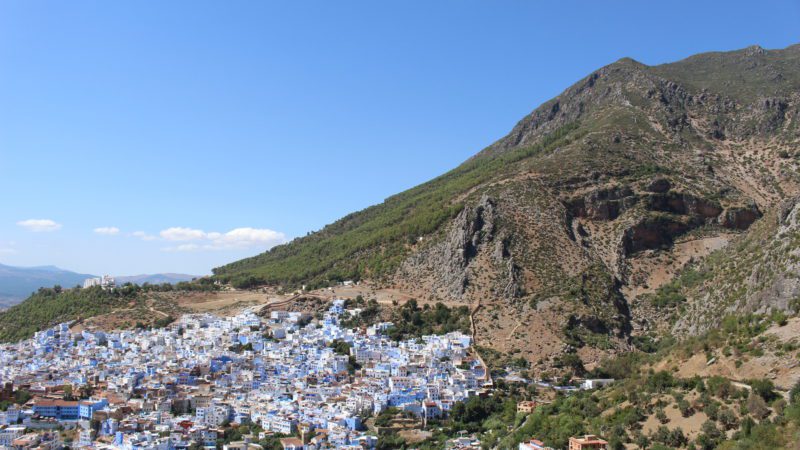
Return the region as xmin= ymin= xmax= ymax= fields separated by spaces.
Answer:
xmin=33 ymin=400 xmax=80 ymax=421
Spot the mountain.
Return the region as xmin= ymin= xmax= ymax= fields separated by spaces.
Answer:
xmin=3 ymin=43 xmax=799 ymax=449
xmin=4 ymin=43 xmax=799 ymax=368
xmin=115 ymin=273 xmax=197 ymax=285
xmin=214 ymin=43 xmax=800 ymax=367
xmin=0 ymin=263 xmax=96 ymax=308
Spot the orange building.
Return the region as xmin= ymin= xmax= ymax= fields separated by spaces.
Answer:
xmin=516 ymin=400 xmax=537 ymax=414
xmin=568 ymin=435 xmax=607 ymax=450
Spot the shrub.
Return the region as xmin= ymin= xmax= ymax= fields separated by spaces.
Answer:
xmin=749 ymin=378 xmax=778 ymax=402
xmin=678 ymin=399 xmax=694 ymax=417
xmin=718 ymin=407 xmax=738 ymax=430
xmin=790 ymin=380 xmax=800 ymax=405
xmin=646 ymin=371 xmax=676 ymax=393
xmin=746 ymin=392 xmax=770 ymax=420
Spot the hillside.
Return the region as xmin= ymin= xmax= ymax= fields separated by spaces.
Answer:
xmin=0 ymin=286 xmax=139 ymax=341
xmin=214 ymin=43 xmax=800 ymax=369
xmin=0 ymin=265 xmax=197 ymax=310
xmin=0 ymin=280 xmax=220 ymax=342
xmin=0 ymin=263 xmax=95 ymax=308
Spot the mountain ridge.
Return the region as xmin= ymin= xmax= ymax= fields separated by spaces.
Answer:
xmin=212 ymin=42 xmax=800 ymax=369
xmin=215 ymin=42 xmax=799 ymax=286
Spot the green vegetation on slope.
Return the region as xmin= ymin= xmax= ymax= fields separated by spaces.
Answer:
xmin=340 ymin=297 xmax=471 ymax=341
xmin=212 ymin=123 xmax=581 ymax=289
xmin=0 ymin=280 xmax=217 ymax=342
xmin=383 ymin=323 xmax=800 ymax=450
xmin=385 ymin=299 xmax=471 ymax=341
xmin=0 ymin=286 xmax=134 ymax=342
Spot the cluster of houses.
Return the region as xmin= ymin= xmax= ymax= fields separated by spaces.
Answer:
xmin=82 ymin=276 xmax=116 ymax=290
xmin=0 ymin=300 xmax=489 ymax=449
xmin=518 ymin=435 xmax=608 ymax=450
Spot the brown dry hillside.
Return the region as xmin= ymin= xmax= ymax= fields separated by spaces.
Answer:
xmin=210 ymin=44 xmax=800 ymax=370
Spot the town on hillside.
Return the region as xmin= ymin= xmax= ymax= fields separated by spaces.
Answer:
xmin=0 ymin=300 xmax=612 ymax=450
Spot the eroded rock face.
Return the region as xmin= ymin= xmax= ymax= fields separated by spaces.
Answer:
xmin=565 ymin=186 xmax=638 ymax=221
xmin=755 ymin=96 xmax=790 ymax=133
xmin=500 ymin=258 xmax=521 ymax=299
xmin=439 ymin=195 xmax=496 ymax=296
xmin=622 ymin=216 xmax=691 ymax=255
xmin=721 ymin=205 xmax=762 ymax=230
xmin=645 ymin=177 xmax=672 ymax=193
xmin=566 ymin=180 xmax=762 ymax=262
xmin=644 ymin=192 xmax=722 ymax=220
xmin=399 ymin=194 xmax=521 ymax=301
xmin=742 ymin=198 xmax=800 ymax=314
xmin=446 ymin=195 xmax=495 ymax=270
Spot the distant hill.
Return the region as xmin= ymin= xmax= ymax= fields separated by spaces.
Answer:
xmin=115 ymin=273 xmax=197 ymax=285
xmin=0 ymin=265 xmax=198 ymax=309
xmin=0 ymin=263 xmax=95 ymax=308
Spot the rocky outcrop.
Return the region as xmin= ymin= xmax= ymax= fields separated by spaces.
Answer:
xmin=753 ymin=96 xmax=791 ymax=134
xmin=438 ymin=195 xmax=496 ymax=297
xmin=500 ymin=258 xmax=521 ymax=299
xmin=398 ymin=195 xmax=522 ymax=301
xmin=739 ymin=198 xmax=800 ymax=314
xmin=566 ymin=180 xmax=761 ymax=261
xmin=565 ymin=186 xmax=638 ymax=221
xmin=621 ymin=215 xmax=691 ymax=255
xmin=721 ymin=205 xmax=762 ymax=230
xmin=645 ymin=177 xmax=672 ymax=193
xmin=643 ymin=192 xmax=723 ymax=221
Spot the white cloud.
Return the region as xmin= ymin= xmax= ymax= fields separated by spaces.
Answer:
xmin=17 ymin=219 xmax=62 ymax=232
xmin=94 ymin=226 xmax=120 ymax=235
xmin=131 ymin=231 xmax=157 ymax=241
xmin=158 ymin=226 xmax=286 ymax=252
xmin=160 ymin=227 xmax=207 ymax=241
xmin=211 ymin=227 xmax=286 ymax=249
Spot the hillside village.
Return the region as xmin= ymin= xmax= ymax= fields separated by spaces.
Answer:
xmin=0 ymin=299 xmax=628 ymax=450
xmin=0 ymin=301 xmax=484 ymax=449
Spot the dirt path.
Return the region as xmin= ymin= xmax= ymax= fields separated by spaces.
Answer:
xmin=148 ymin=306 xmax=169 ymax=318
xmin=470 ymin=301 xmax=492 ymax=385
xmin=506 ymin=321 xmax=523 ymax=341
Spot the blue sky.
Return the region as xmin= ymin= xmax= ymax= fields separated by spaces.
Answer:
xmin=1 ymin=1 xmax=798 ymax=276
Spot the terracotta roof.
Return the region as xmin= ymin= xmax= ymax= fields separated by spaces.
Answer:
xmin=279 ymin=437 xmax=304 ymax=448
xmin=34 ymin=400 xmax=79 ymax=407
